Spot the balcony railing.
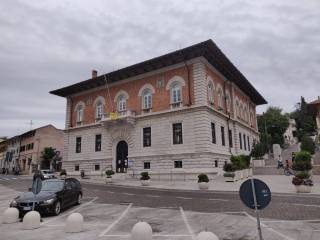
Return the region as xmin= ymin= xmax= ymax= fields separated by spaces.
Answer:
xmin=101 ymin=110 xmax=136 ymax=127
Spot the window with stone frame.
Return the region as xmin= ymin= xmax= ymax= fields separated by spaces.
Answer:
xmin=144 ymin=162 xmax=151 ymax=169
xmin=95 ymin=134 xmax=102 ymax=152
xmin=142 ymin=89 xmax=152 ymax=109
xmin=221 ymin=126 xmax=225 ymax=146
xmin=173 ymin=123 xmax=183 ymax=144
xmin=171 ymin=83 xmax=182 ymax=104
xmin=95 ymin=164 xmax=100 ymax=171
xmin=95 ymin=101 xmax=104 ymax=120
xmin=75 ymin=165 xmax=80 ymax=171
xmin=217 ymin=88 xmax=223 ymax=110
xmin=211 ymin=122 xmax=216 ymax=144
xmin=243 ymin=134 xmax=247 ymax=150
xmin=239 ymin=132 xmax=242 ymax=149
xmin=76 ymin=137 xmax=81 ymax=153
xmin=143 ymin=127 xmax=151 ymax=147
xmin=228 ymin=129 xmax=233 ymax=148
xmin=117 ymin=95 xmax=127 ymax=112
xmin=76 ymin=105 xmax=84 ymax=123
xmin=207 ymin=82 xmax=214 ymax=104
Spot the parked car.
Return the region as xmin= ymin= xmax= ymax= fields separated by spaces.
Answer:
xmin=10 ymin=178 xmax=82 ymax=216
xmin=40 ymin=169 xmax=56 ymax=179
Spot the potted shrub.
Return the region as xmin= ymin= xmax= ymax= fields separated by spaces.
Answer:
xmin=105 ymin=169 xmax=115 ymax=183
xmin=140 ymin=172 xmax=151 ymax=186
xmin=291 ymin=151 xmax=314 ymax=193
xmin=198 ymin=173 xmax=209 ymax=190
xmin=292 ymin=172 xmax=313 ymax=193
xmin=60 ymin=169 xmax=67 ymax=179
xmin=223 ymin=163 xmax=236 ymax=182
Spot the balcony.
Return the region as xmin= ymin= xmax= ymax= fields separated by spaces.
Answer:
xmin=101 ymin=109 xmax=136 ymax=128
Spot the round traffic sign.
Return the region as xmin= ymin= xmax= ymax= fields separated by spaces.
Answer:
xmin=239 ymin=178 xmax=271 ymax=210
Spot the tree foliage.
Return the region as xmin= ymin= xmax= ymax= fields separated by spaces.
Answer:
xmin=300 ymin=136 xmax=316 ymax=154
xmin=290 ymin=97 xmax=316 ymax=140
xmin=257 ymin=107 xmax=289 ymax=147
xmin=40 ymin=147 xmax=60 ymax=169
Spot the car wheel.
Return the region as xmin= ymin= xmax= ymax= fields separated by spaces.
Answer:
xmin=76 ymin=194 xmax=82 ymax=205
xmin=53 ymin=200 xmax=61 ymax=216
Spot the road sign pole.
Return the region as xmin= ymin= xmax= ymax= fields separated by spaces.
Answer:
xmin=250 ymin=178 xmax=263 ymax=240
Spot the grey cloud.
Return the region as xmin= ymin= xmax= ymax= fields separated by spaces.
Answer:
xmin=0 ymin=0 xmax=319 ymax=137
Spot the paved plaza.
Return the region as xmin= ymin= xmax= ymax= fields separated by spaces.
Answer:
xmin=1 ymin=179 xmax=320 ymax=240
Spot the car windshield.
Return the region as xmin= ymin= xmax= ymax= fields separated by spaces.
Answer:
xmin=40 ymin=181 xmax=64 ymax=192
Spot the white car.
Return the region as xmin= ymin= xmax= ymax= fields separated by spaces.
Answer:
xmin=40 ymin=170 xmax=56 ymax=179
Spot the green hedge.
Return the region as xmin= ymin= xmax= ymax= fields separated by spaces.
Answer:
xmin=230 ymin=155 xmax=251 ymax=170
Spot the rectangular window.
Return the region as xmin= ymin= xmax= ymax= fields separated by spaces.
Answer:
xmin=243 ymin=134 xmax=247 ymax=150
xmin=95 ymin=134 xmax=101 ymax=152
xmin=211 ymin=122 xmax=216 ymax=144
xmin=173 ymin=123 xmax=183 ymax=144
xmin=221 ymin=126 xmax=225 ymax=146
xmin=248 ymin=136 xmax=251 ymax=151
xmin=174 ymin=160 xmax=183 ymax=168
xmin=239 ymin=133 xmax=242 ymax=149
xmin=144 ymin=162 xmax=150 ymax=169
xmin=31 ymin=143 xmax=34 ymax=150
xmin=95 ymin=164 xmax=100 ymax=171
xmin=214 ymin=160 xmax=218 ymax=168
xmin=228 ymin=129 xmax=233 ymax=148
xmin=143 ymin=127 xmax=151 ymax=147
xmin=75 ymin=165 xmax=79 ymax=171
xmin=143 ymin=95 xmax=152 ymax=109
xmin=76 ymin=137 xmax=81 ymax=153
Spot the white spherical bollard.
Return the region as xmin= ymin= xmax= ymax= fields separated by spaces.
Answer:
xmin=131 ymin=221 xmax=153 ymax=240
xmin=196 ymin=231 xmax=219 ymax=240
xmin=65 ymin=213 xmax=84 ymax=233
xmin=23 ymin=211 xmax=41 ymax=229
xmin=2 ymin=207 xmax=19 ymax=224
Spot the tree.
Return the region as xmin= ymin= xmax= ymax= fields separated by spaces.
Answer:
xmin=257 ymin=107 xmax=289 ymax=148
xmin=300 ymin=136 xmax=316 ymax=154
xmin=290 ymin=97 xmax=316 ymax=140
xmin=40 ymin=147 xmax=57 ymax=169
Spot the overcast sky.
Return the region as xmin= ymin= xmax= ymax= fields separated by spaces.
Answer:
xmin=1 ymin=0 xmax=319 ymax=137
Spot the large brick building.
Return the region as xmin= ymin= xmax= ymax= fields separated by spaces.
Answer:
xmin=51 ymin=40 xmax=267 ymax=176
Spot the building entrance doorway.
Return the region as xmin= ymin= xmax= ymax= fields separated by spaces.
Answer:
xmin=116 ymin=141 xmax=128 ymax=173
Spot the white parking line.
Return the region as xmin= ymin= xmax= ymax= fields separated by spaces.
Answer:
xmin=41 ymin=196 xmax=98 ymax=226
xmin=208 ymin=198 xmax=229 ymax=202
xmin=122 ymin=193 xmax=135 ymax=196
xmin=147 ymin=195 xmax=160 ymax=198
xmin=99 ymin=203 xmax=133 ymax=237
xmin=176 ymin=197 xmax=192 ymax=200
xmin=243 ymin=211 xmax=295 ymax=240
xmin=179 ymin=207 xmax=195 ymax=240
xmin=292 ymin=203 xmax=320 ymax=208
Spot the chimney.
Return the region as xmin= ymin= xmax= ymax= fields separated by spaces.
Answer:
xmin=92 ymin=69 xmax=98 ymax=79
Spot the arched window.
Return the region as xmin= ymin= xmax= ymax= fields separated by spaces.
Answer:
xmin=207 ymin=82 xmax=214 ymax=104
xmin=171 ymin=83 xmax=182 ymax=104
xmin=142 ymin=89 xmax=152 ymax=109
xmin=76 ymin=105 xmax=84 ymax=123
xmin=244 ymin=106 xmax=248 ymax=122
xmin=235 ymin=100 xmax=240 ymax=118
xmin=226 ymin=91 xmax=231 ymax=112
xmin=117 ymin=95 xmax=127 ymax=112
xmin=217 ymin=88 xmax=223 ymax=109
xmin=239 ymin=104 xmax=243 ymax=119
xmin=95 ymin=101 xmax=104 ymax=119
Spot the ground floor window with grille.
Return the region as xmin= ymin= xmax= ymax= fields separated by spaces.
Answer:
xmin=228 ymin=129 xmax=233 ymax=148
xmin=221 ymin=126 xmax=225 ymax=146
xmin=144 ymin=162 xmax=150 ymax=169
xmin=174 ymin=160 xmax=183 ymax=168
xmin=173 ymin=123 xmax=183 ymax=144
xmin=75 ymin=165 xmax=79 ymax=171
xmin=95 ymin=164 xmax=100 ymax=171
